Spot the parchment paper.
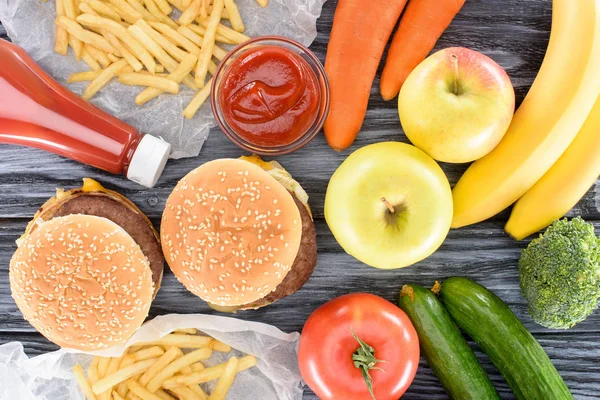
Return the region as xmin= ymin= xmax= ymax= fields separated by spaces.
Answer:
xmin=0 ymin=314 xmax=303 ymax=400
xmin=0 ymin=0 xmax=326 ymax=158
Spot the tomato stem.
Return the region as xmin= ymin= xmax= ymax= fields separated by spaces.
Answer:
xmin=351 ymin=329 xmax=386 ymax=400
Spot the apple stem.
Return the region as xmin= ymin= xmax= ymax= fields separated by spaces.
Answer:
xmin=381 ymin=197 xmax=395 ymax=214
xmin=451 ymin=54 xmax=460 ymax=95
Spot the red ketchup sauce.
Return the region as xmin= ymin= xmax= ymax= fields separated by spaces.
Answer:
xmin=218 ymin=46 xmax=320 ymax=147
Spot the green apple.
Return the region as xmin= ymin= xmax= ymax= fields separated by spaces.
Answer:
xmin=399 ymin=47 xmax=515 ymax=163
xmin=325 ymin=142 xmax=452 ymax=269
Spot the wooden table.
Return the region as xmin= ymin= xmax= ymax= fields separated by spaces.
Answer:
xmin=2 ymin=0 xmax=599 ymax=398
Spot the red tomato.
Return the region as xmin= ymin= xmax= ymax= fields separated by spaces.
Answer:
xmin=298 ymin=293 xmax=419 ymax=400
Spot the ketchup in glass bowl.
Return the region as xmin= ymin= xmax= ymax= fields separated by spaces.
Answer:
xmin=211 ymin=36 xmax=329 ymax=155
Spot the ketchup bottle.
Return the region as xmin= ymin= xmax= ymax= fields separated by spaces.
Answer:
xmin=0 ymin=39 xmax=171 ymax=187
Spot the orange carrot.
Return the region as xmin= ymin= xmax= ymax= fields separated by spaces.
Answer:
xmin=323 ymin=0 xmax=408 ymax=151
xmin=380 ymin=0 xmax=466 ymax=101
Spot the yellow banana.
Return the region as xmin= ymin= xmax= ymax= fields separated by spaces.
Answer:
xmin=506 ymin=95 xmax=600 ymax=240
xmin=451 ymin=0 xmax=600 ymax=228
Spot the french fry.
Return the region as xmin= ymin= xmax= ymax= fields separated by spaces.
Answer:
xmin=135 ymin=20 xmax=187 ymax=62
xmin=174 ymin=328 xmax=197 ymax=335
xmin=169 ymin=386 xmax=202 ymax=400
xmin=162 ymin=355 xmax=257 ymax=388
xmin=104 ymin=31 xmax=143 ymax=71
xmin=88 ymin=357 xmax=101 ymax=385
xmin=136 ymin=54 xmax=197 ymax=105
xmin=199 ymin=0 xmax=208 ymax=19
xmin=127 ymin=25 xmax=177 ymax=71
xmin=57 ymin=17 xmax=117 ymax=54
xmin=106 ymin=0 xmax=143 ymax=21
xmin=139 ymin=346 xmax=181 ymax=387
xmin=126 ymin=379 xmax=164 ymax=400
xmin=85 ymin=45 xmax=111 ymax=67
xmin=155 ymin=64 xmax=165 ymax=72
xmin=73 ymin=364 xmax=98 ymax=400
xmin=190 ymin=362 xmax=205 ymax=372
xmin=107 ymin=53 xmax=121 ymax=62
xmin=151 ymin=23 xmax=200 ymax=54
xmin=92 ymin=357 xmax=159 ymax=395
xmin=80 ymin=0 xmax=121 ymax=21
xmin=146 ymin=347 xmax=212 ymax=392
xmin=155 ymin=389 xmax=176 ymax=400
xmin=184 ymin=77 xmax=212 ymax=119
xmin=98 ymin=357 xmax=111 ymax=378
xmin=208 ymin=357 xmax=238 ymax=400
xmin=181 ymin=0 xmax=192 ymax=9
xmin=153 ymin=0 xmax=172 ymax=16
xmin=195 ymin=0 xmax=222 ymax=86
xmin=176 ymin=26 xmax=225 ymax=61
xmin=116 ymin=356 xmax=135 ymax=398
xmin=125 ymin=0 xmax=159 ymax=21
xmin=197 ymin=19 xmax=249 ymax=45
xmin=223 ymin=0 xmax=243 ymax=32
xmin=143 ymin=0 xmax=178 ymax=29
xmin=119 ymin=72 xmax=180 ymax=93
xmin=55 ymin=0 xmax=69 ymax=55
xmin=128 ymin=346 xmax=165 ymax=361
xmin=68 ymin=70 xmax=102 ymax=82
xmin=79 ymin=3 xmax=100 ymax=16
xmin=112 ymin=392 xmax=125 ymax=400
xmin=210 ymin=340 xmax=232 ymax=353
xmin=64 ymin=0 xmax=83 ymax=59
xmin=137 ymin=334 xmax=213 ymax=348
xmin=165 ymin=0 xmax=184 ymax=12
xmin=207 ymin=4 xmax=229 ymax=19
xmin=82 ymin=58 xmax=128 ymax=100
xmin=178 ymin=0 xmax=202 ymax=25
xmin=77 ymin=14 xmax=156 ymax=73
xmin=81 ymin=49 xmax=102 ymax=70
xmin=108 ymin=5 xmax=139 ymax=24
xmin=187 ymin=24 xmax=234 ymax=45
xmin=255 ymin=0 xmax=268 ymax=7
xmin=127 ymin=24 xmax=196 ymax=89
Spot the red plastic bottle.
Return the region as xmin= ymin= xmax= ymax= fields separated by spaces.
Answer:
xmin=0 ymin=39 xmax=171 ymax=187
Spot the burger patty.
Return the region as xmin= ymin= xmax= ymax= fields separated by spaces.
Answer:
xmin=242 ymin=195 xmax=318 ymax=309
xmin=52 ymin=194 xmax=164 ymax=295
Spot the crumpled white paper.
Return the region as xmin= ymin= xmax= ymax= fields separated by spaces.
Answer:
xmin=0 ymin=0 xmax=326 ymax=158
xmin=0 ymin=314 xmax=303 ymax=400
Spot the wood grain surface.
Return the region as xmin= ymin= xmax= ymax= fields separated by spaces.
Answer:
xmin=2 ymin=0 xmax=600 ymax=399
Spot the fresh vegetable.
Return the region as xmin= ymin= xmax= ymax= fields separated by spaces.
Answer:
xmin=323 ymin=0 xmax=409 ymax=150
xmin=298 ymin=293 xmax=419 ymax=400
xmin=518 ymin=217 xmax=600 ymax=329
xmin=506 ymin=95 xmax=600 ymax=240
xmin=451 ymin=0 xmax=600 ymax=229
xmin=440 ymin=277 xmax=573 ymax=400
xmin=399 ymin=284 xmax=500 ymax=399
xmin=380 ymin=0 xmax=466 ymax=100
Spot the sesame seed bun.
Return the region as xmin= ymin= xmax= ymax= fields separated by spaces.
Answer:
xmin=161 ymin=158 xmax=303 ymax=307
xmin=20 ymin=178 xmax=164 ymax=298
xmin=9 ymin=215 xmax=154 ymax=351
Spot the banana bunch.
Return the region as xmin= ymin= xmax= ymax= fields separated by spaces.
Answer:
xmin=451 ymin=0 xmax=600 ymax=239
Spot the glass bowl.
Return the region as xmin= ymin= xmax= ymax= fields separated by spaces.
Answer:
xmin=210 ymin=36 xmax=330 ymax=155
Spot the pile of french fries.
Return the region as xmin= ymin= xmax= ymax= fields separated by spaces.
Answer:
xmin=73 ymin=328 xmax=258 ymax=400
xmin=54 ymin=0 xmax=265 ymax=119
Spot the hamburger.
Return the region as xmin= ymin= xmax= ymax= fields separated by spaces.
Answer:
xmin=161 ymin=155 xmax=317 ymax=311
xmin=9 ymin=179 xmax=163 ymax=350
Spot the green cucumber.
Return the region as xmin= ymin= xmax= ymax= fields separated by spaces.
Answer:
xmin=399 ymin=284 xmax=500 ymax=400
xmin=440 ymin=277 xmax=572 ymax=400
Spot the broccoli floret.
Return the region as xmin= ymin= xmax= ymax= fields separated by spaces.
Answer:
xmin=519 ymin=217 xmax=600 ymax=329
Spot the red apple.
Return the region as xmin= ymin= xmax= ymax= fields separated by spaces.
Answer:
xmin=398 ymin=47 xmax=515 ymax=163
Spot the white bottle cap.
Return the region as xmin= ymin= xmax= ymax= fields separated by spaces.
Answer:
xmin=127 ymin=134 xmax=171 ymax=188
